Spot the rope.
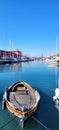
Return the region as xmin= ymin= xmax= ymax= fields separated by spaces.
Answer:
xmin=0 ymin=114 xmax=51 ymax=130
xmin=0 ymin=112 xmax=20 ymax=129
xmin=32 ymin=116 xmax=50 ymax=130
xmin=16 ymin=124 xmax=20 ymax=130
xmin=0 ymin=117 xmax=15 ymax=129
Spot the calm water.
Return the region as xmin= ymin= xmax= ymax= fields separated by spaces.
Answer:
xmin=0 ymin=61 xmax=59 ymax=130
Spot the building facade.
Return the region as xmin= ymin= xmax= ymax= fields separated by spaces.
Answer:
xmin=0 ymin=50 xmax=22 ymax=58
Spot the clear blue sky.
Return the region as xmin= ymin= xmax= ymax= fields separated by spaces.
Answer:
xmin=0 ymin=0 xmax=59 ymax=56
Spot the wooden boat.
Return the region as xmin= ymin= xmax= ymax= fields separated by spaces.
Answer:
xmin=2 ymin=81 xmax=40 ymax=127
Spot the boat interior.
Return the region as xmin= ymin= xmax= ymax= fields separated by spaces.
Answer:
xmin=8 ymin=82 xmax=36 ymax=112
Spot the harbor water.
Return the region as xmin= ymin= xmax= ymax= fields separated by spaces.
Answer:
xmin=0 ymin=61 xmax=59 ymax=130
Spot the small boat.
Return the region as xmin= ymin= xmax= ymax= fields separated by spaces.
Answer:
xmin=2 ymin=81 xmax=40 ymax=128
xmin=0 ymin=60 xmax=4 ymax=64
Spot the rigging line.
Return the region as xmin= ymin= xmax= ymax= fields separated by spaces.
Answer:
xmin=32 ymin=116 xmax=50 ymax=130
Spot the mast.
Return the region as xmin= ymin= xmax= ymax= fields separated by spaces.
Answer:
xmin=10 ymin=40 xmax=14 ymax=57
xmin=58 ymin=78 xmax=59 ymax=88
xmin=55 ymin=37 xmax=58 ymax=87
xmin=56 ymin=36 xmax=58 ymax=56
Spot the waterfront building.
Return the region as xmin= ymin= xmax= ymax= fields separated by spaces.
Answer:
xmin=0 ymin=50 xmax=22 ymax=59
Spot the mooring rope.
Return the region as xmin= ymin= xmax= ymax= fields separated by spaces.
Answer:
xmin=32 ymin=116 xmax=50 ymax=130
xmin=0 ymin=112 xmax=20 ymax=129
xmin=0 ymin=116 xmax=16 ymax=129
xmin=0 ymin=115 xmax=50 ymax=130
xmin=16 ymin=124 xmax=20 ymax=130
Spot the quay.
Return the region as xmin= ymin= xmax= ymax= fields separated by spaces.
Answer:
xmin=0 ymin=50 xmax=34 ymax=64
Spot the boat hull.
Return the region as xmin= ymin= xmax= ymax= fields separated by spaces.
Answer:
xmin=6 ymin=101 xmax=38 ymax=127
xmin=2 ymin=81 xmax=40 ymax=128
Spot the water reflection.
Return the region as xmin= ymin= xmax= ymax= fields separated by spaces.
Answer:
xmin=0 ymin=63 xmax=22 ymax=72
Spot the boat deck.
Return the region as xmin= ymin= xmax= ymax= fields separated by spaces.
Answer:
xmin=9 ymin=90 xmax=36 ymax=111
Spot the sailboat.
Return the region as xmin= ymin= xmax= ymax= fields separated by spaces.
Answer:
xmin=53 ymin=59 xmax=59 ymax=101
xmin=46 ymin=37 xmax=59 ymax=66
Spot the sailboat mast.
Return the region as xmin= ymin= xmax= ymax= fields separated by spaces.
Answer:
xmin=55 ymin=37 xmax=58 ymax=87
xmin=56 ymin=36 xmax=58 ymax=56
xmin=58 ymin=78 xmax=59 ymax=88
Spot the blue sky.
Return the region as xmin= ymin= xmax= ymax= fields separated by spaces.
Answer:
xmin=0 ymin=0 xmax=59 ymax=56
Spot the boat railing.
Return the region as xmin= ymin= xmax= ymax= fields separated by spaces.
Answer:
xmin=7 ymin=101 xmax=15 ymax=108
xmin=24 ymin=82 xmax=35 ymax=93
xmin=4 ymin=91 xmax=7 ymax=100
xmin=35 ymin=91 xmax=40 ymax=102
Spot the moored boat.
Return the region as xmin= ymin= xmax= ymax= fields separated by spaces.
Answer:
xmin=2 ymin=81 xmax=40 ymax=128
xmin=0 ymin=60 xmax=4 ymax=64
xmin=53 ymin=78 xmax=59 ymax=101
